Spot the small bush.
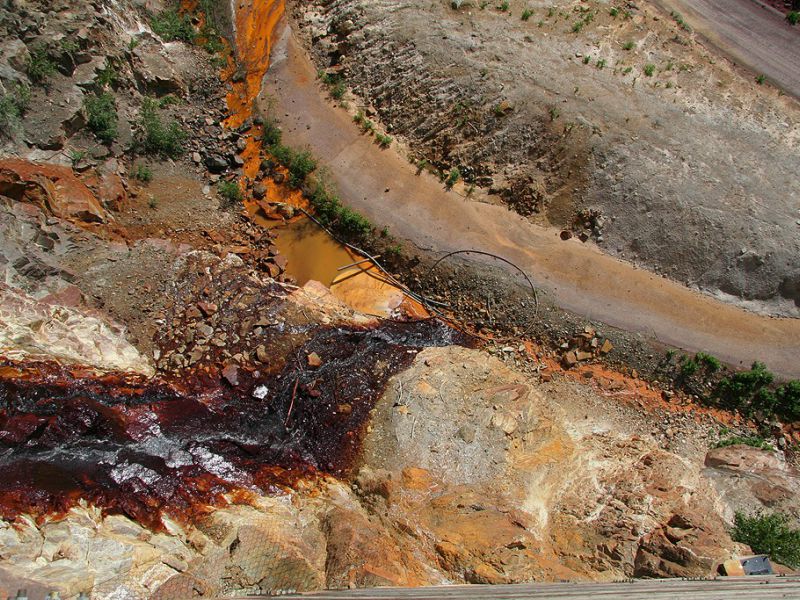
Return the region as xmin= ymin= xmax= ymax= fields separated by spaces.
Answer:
xmin=596 ymin=58 xmax=606 ymax=69
xmin=716 ymin=361 xmax=774 ymax=414
xmin=522 ymin=9 xmax=533 ymax=21
xmin=85 ymin=92 xmax=118 ymax=144
xmin=308 ymin=177 xmax=372 ymax=240
xmin=131 ymin=164 xmax=153 ymax=182
xmin=218 ymin=180 xmax=243 ymax=205
xmin=571 ymin=20 xmax=584 ymax=33
xmin=262 ymin=119 xmax=282 ymax=146
xmin=446 ymin=167 xmax=461 ymax=188
xmin=776 ymin=381 xmax=800 ymax=421
xmin=269 ymin=143 xmax=317 ymax=188
xmin=756 ymin=74 xmax=766 ymax=85
xmin=375 ymin=133 xmax=392 ymax=148
xmin=714 ymin=435 xmax=773 ymax=451
xmin=330 ymin=80 xmax=346 ymax=100
xmin=137 ymin=98 xmax=187 ymax=158
xmin=26 ymin=45 xmax=57 ymax=84
xmin=151 ymin=9 xmax=195 ymax=43
xmin=622 ymin=41 xmax=634 ymax=51
xmin=643 ymin=63 xmax=656 ymax=77
xmin=97 ymin=64 xmax=118 ymax=88
xmin=609 ymin=7 xmax=619 ymax=17
xmin=788 ymin=11 xmax=799 ymax=26
xmin=0 ymin=83 xmax=30 ymax=137
xmin=498 ymin=1 xmax=510 ymax=12
xmin=732 ymin=512 xmax=800 ymax=569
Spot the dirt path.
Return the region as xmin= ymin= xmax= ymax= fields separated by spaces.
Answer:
xmin=653 ymin=0 xmax=800 ymax=97
xmin=264 ymin=25 xmax=800 ymax=379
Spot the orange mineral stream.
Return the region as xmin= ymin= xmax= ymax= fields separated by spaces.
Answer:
xmin=222 ymin=0 xmax=424 ymax=318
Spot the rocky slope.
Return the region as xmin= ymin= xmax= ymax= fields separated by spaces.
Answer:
xmin=291 ymin=0 xmax=800 ymax=316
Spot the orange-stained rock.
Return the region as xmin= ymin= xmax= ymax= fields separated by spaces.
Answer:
xmin=0 ymin=159 xmax=108 ymax=223
xmin=322 ymin=506 xmax=431 ymax=589
xmin=81 ymin=170 xmax=128 ymax=212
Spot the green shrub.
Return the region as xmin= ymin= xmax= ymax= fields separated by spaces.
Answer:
xmin=375 ymin=133 xmax=392 ymax=148
xmin=151 ymin=9 xmax=195 ymax=43
xmin=308 ymin=177 xmax=371 ymax=239
xmin=522 ymin=9 xmax=533 ymax=21
xmin=445 ymin=167 xmax=461 ymax=188
xmin=85 ymin=92 xmax=118 ymax=144
xmin=643 ymin=63 xmax=656 ymax=77
xmin=788 ymin=11 xmax=799 ymax=26
xmin=262 ymin=119 xmax=282 ymax=146
xmin=26 ymin=45 xmax=57 ymax=84
xmin=696 ymin=352 xmax=722 ymax=373
xmin=756 ymin=74 xmax=766 ymax=85
xmin=97 ymin=64 xmax=118 ymax=88
xmin=498 ymin=1 xmax=510 ymax=12
xmin=137 ymin=98 xmax=187 ymax=158
xmin=330 ymin=81 xmax=346 ymax=100
xmin=622 ymin=41 xmax=634 ymax=51
xmin=131 ymin=164 xmax=153 ymax=182
xmin=716 ymin=361 xmax=774 ymax=414
xmin=596 ymin=58 xmax=606 ymax=69
xmin=268 ymin=143 xmax=317 ymax=188
xmin=218 ymin=180 xmax=242 ymax=204
xmin=571 ymin=20 xmax=584 ymax=33
xmin=609 ymin=7 xmax=619 ymax=17
xmin=732 ymin=512 xmax=800 ymax=568
xmin=0 ymin=83 xmax=30 ymax=137
xmin=714 ymin=435 xmax=773 ymax=451
xmin=776 ymin=381 xmax=800 ymax=421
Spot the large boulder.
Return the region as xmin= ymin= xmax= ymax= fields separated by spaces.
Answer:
xmin=0 ymin=158 xmax=108 ymax=223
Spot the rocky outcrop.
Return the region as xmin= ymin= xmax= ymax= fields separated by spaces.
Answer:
xmin=704 ymin=445 xmax=800 ymax=520
xmin=0 ymin=159 xmax=109 ymax=223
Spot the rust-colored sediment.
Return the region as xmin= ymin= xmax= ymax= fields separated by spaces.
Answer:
xmin=0 ymin=318 xmax=464 ymax=529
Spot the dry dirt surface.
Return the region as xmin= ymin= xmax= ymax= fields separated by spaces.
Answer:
xmin=289 ymin=0 xmax=800 ymax=318
xmin=653 ymin=0 xmax=800 ymax=98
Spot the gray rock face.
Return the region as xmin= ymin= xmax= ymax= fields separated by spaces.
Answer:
xmin=131 ymin=37 xmax=187 ymax=96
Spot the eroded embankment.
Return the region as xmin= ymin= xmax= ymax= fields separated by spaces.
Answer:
xmin=0 ymin=313 xmax=463 ymax=529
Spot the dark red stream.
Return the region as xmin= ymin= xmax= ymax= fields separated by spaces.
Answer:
xmin=0 ymin=319 xmax=464 ymax=529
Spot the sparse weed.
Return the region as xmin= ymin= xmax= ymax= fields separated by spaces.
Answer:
xmin=218 ymin=179 xmax=243 ymax=205
xmin=445 ymin=167 xmax=461 ymax=188
xmin=0 ymin=83 xmax=30 ymax=138
xmin=26 ymin=44 xmax=57 ymax=84
xmin=85 ymin=92 xmax=118 ymax=144
xmin=136 ymin=98 xmax=187 ymax=158
xmin=151 ymin=9 xmax=195 ymax=43
xmin=132 ymin=163 xmax=153 ymax=183
xmin=375 ymin=133 xmax=393 ymax=148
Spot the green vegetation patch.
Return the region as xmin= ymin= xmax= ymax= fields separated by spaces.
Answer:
xmin=85 ymin=92 xmax=118 ymax=144
xmin=151 ymin=9 xmax=195 ymax=43
xmin=136 ymin=98 xmax=187 ymax=158
xmin=732 ymin=512 xmax=800 ymax=568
